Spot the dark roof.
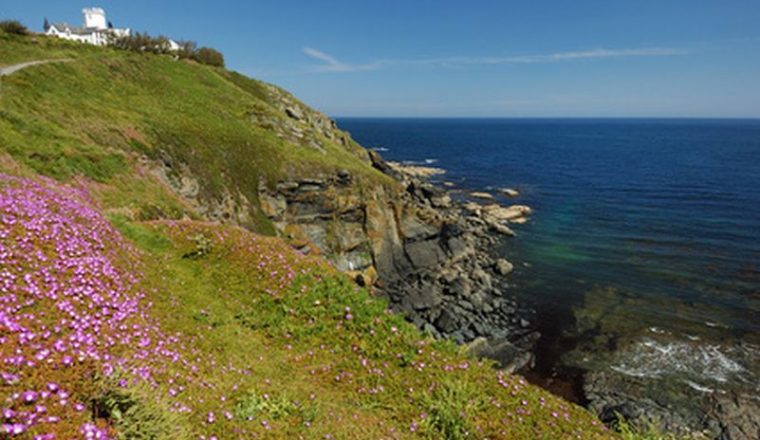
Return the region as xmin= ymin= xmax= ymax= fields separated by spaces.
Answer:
xmin=49 ymin=22 xmax=99 ymax=35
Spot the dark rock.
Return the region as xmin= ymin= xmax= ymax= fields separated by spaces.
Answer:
xmin=467 ymin=337 xmax=535 ymax=373
xmin=457 ymin=299 xmax=474 ymax=311
xmin=290 ymin=202 xmax=332 ymax=221
xmin=440 ymin=222 xmax=465 ymax=239
xmin=405 ymin=239 xmax=446 ymax=269
xmin=713 ymin=393 xmax=760 ymax=440
xmin=462 ymin=328 xmax=476 ymax=340
xmin=401 ymin=215 xmax=439 ymax=241
xmin=439 ymin=269 xmax=458 ymax=284
xmin=407 ymin=286 xmax=443 ymax=311
xmin=446 ymin=276 xmax=472 ymax=297
xmin=422 ymin=323 xmax=439 ymax=337
xmin=285 ymin=106 xmax=303 ymax=120
xmin=471 ymin=268 xmax=492 ymax=290
xmin=435 ymin=309 xmax=459 ymax=334
xmin=445 ymin=237 xmax=472 ymax=261
xmin=469 ymin=291 xmax=489 ymax=309
xmin=368 ymin=150 xmax=402 ymax=179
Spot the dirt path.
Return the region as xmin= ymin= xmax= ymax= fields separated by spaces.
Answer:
xmin=0 ymin=58 xmax=73 ymax=76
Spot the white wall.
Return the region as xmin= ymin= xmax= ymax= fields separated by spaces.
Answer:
xmin=83 ymin=8 xmax=107 ymax=30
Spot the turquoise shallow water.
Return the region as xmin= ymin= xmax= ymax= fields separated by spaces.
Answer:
xmin=337 ymin=118 xmax=760 ymax=395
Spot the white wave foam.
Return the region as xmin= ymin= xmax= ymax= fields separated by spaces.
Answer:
xmin=610 ymin=338 xmax=746 ymax=384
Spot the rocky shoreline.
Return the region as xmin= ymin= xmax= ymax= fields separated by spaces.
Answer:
xmin=255 ymin=148 xmax=541 ymax=373
xmin=368 ymin=152 xmax=540 ymax=372
xmin=146 ymin=92 xmax=758 ymax=439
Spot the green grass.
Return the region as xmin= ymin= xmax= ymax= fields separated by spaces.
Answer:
xmin=0 ymin=31 xmax=683 ymax=439
xmin=110 ymin=218 xmax=616 ymax=439
xmin=0 ymin=32 xmax=393 ymax=235
xmin=0 ymin=29 xmax=101 ymax=66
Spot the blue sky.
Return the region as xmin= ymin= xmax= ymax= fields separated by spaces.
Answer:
xmin=4 ymin=1 xmax=760 ymax=117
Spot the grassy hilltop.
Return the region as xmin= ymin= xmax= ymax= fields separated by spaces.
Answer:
xmin=0 ymin=29 xmax=653 ymax=439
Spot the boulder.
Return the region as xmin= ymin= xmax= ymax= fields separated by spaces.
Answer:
xmin=466 ymin=337 xmax=535 ymax=373
xmin=482 ymin=204 xmax=532 ymax=221
xmin=440 ymin=222 xmax=465 ymax=239
xmin=463 ymin=202 xmax=482 ymax=216
xmin=499 ymin=188 xmax=520 ymax=197
xmin=470 ymin=191 xmax=494 ymax=200
xmin=469 ymin=290 xmax=490 ymax=309
xmin=488 ymin=221 xmax=516 ymax=236
xmin=471 ymin=268 xmax=492 ymax=290
xmin=407 ymin=286 xmax=444 ymax=310
xmin=401 ymin=215 xmax=439 ymax=241
xmin=494 ymin=258 xmax=514 ymax=275
xmin=405 ymin=239 xmax=446 ymax=269
xmin=446 ymin=276 xmax=472 ymax=298
xmin=435 ymin=309 xmax=459 ymax=334
xmin=430 ymin=194 xmax=452 ymax=208
xmin=445 ymin=237 xmax=473 ymax=261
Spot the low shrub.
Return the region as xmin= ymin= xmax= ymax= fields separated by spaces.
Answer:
xmin=192 ymin=47 xmax=225 ymax=67
xmin=0 ymin=20 xmax=29 ymax=35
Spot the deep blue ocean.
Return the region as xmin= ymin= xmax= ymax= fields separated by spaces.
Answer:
xmin=337 ymin=118 xmax=760 ymax=396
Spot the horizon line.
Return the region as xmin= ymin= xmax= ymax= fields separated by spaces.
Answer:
xmin=331 ymin=116 xmax=760 ymax=120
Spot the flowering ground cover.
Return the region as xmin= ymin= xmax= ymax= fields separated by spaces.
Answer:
xmin=1 ymin=173 xmax=615 ymax=438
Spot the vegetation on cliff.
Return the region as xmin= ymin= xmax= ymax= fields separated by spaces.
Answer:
xmin=0 ymin=29 xmax=677 ymax=439
xmin=1 ymin=29 xmax=388 ymax=233
xmin=0 ymin=175 xmax=613 ymax=438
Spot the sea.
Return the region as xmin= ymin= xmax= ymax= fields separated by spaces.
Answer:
xmin=337 ymin=118 xmax=760 ymax=403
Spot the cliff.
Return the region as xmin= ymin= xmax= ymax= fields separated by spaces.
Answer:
xmin=1 ymin=30 xmax=536 ymax=358
xmin=0 ymin=30 xmax=616 ymax=439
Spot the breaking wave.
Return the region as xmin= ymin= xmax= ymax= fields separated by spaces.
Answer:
xmin=610 ymin=337 xmax=759 ymax=389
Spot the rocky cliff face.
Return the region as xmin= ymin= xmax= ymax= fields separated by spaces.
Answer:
xmin=143 ymin=94 xmax=538 ymax=370
xmin=257 ymin=149 xmax=539 ymax=372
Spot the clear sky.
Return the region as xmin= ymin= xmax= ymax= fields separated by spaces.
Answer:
xmin=4 ymin=1 xmax=760 ymax=117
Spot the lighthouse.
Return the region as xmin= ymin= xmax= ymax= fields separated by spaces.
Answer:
xmin=82 ymin=7 xmax=107 ymax=30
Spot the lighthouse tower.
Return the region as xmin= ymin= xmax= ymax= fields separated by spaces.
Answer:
xmin=82 ymin=7 xmax=107 ymax=30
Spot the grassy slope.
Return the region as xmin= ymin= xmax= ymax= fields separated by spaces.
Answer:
xmin=0 ymin=31 xmax=642 ymax=439
xmin=0 ymin=30 xmax=391 ymax=232
xmin=118 ymin=218 xmax=614 ymax=439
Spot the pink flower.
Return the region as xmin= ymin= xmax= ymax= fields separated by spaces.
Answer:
xmin=3 ymin=424 xmax=26 ymax=435
xmin=22 ymin=391 xmax=38 ymax=403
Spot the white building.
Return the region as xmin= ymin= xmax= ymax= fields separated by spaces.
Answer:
xmin=45 ymin=8 xmax=130 ymax=46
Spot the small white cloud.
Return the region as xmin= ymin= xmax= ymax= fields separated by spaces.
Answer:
xmin=302 ymin=47 xmax=382 ymax=72
xmin=502 ymin=47 xmax=687 ymax=63
xmin=302 ymin=46 xmax=687 ymax=73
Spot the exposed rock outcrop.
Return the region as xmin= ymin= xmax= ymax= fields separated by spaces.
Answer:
xmin=256 ymin=150 xmax=536 ymax=359
xmin=138 ymin=95 xmax=537 ymax=374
